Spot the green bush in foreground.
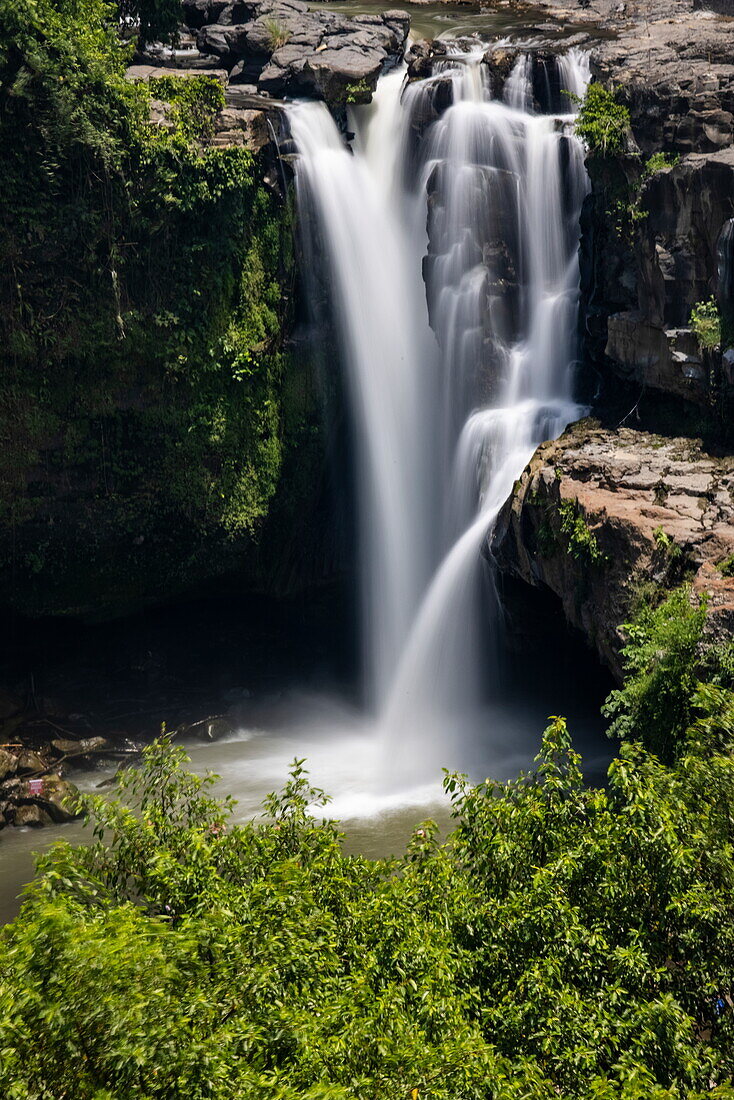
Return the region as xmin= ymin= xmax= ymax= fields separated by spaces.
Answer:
xmin=2 ymin=724 xmax=734 ymax=1099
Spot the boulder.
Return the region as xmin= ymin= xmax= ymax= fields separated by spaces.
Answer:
xmin=0 ymin=748 xmax=17 ymax=781
xmin=15 ymin=750 xmax=44 ymax=775
xmin=51 ymin=736 xmax=111 ymax=757
xmin=14 ymin=803 xmax=54 ymax=828
xmin=31 ymin=775 xmax=81 ymax=823
xmin=195 ymin=0 xmax=410 ymax=106
xmin=213 ymin=106 xmax=271 ymax=149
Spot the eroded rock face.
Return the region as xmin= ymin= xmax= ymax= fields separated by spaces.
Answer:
xmin=190 ymin=0 xmax=409 ymax=106
xmin=492 ymin=420 xmax=734 ymax=679
xmin=549 ymin=2 xmax=734 ymax=419
xmin=593 ymin=12 xmax=734 ymax=155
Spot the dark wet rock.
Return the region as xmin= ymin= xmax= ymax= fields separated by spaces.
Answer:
xmin=581 ymin=144 xmax=734 ymax=416
xmin=15 ymin=750 xmax=44 ymax=775
xmin=0 ymin=748 xmax=17 ymax=781
xmin=492 ymin=420 xmax=734 ymax=679
xmin=14 ymin=803 xmax=54 ymax=828
xmin=406 ymin=38 xmax=447 ymax=81
xmin=176 ymin=715 xmax=235 ymax=741
xmin=50 ymin=736 xmax=111 ymax=757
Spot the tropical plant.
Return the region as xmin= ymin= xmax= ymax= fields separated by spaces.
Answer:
xmin=573 ymin=82 xmax=631 ymax=157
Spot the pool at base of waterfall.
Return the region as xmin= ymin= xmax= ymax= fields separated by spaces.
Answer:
xmin=0 ymin=619 xmax=614 ymax=925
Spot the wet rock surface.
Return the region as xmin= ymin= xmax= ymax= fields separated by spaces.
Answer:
xmin=493 ymin=420 xmax=734 ymax=679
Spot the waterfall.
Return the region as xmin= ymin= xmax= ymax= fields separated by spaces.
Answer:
xmin=290 ymin=69 xmax=440 ymax=708
xmin=289 ymin=46 xmax=589 ymax=782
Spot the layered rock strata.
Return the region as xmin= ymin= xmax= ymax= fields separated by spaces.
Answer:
xmin=493 ymin=420 xmax=734 ymax=679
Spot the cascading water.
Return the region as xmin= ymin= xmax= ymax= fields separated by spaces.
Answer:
xmin=289 ymin=44 xmax=590 ymax=784
xmin=290 ymin=70 xmax=440 ymax=708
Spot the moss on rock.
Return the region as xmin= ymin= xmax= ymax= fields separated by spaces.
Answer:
xmin=0 ymin=0 xmax=300 ymax=616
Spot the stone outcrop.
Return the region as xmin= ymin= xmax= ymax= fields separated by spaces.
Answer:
xmin=492 ymin=420 xmax=734 ymax=679
xmin=591 ymin=11 xmax=734 ymax=156
xmin=186 ymin=0 xmax=410 ymax=106
xmin=567 ymin=2 xmax=734 ymax=420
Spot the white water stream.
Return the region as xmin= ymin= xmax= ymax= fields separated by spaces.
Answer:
xmin=290 ymin=46 xmax=590 ymax=784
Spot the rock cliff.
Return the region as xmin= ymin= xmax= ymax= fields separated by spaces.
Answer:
xmin=492 ymin=420 xmax=734 ymax=679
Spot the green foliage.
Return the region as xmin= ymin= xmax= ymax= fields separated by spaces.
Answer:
xmin=345 ymin=79 xmax=372 ymax=105
xmin=4 ymin=731 xmax=734 ymax=1097
xmin=148 ymin=75 xmax=225 ymax=142
xmin=0 ymin=0 xmax=293 ymax=613
xmin=691 ymin=297 xmax=722 ymax=351
xmin=573 ymin=82 xmax=631 ymax=158
xmin=717 ymin=553 xmax=734 ymax=578
xmin=602 ymin=586 xmax=710 ymax=761
xmin=614 ymin=152 xmax=680 ymax=240
xmin=262 ymin=15 xmax=291 ymax=50
xmin=653 ymin=525 xmax=682 ymax=561
xmin=530 ymin=491 xmax=605 ymax=564
xmin=644 ymin=151 xmax=680 ymax=177
xmin=557 ymin=497 xmax=606 ymax=564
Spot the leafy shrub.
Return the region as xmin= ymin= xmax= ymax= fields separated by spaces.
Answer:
xmin=717 ymin=553 xmax=734 ymax=578
xmin=148 ymin=74 xmax=225 ymax=142
xmin=644 ymin=151 xmax=680 ymax=177
xmin=346 ymin=79 xmax=372 ymax=105
xmin=573 ymin=82 xmax=631 ymax=157
xmin=0 ymin=0 xmax=293 ymax=614
xmin=557 ymin=497 xmax=606 ymax=564
xmin=691 ymin=297 xmax=722 ymax=350
xmin=3 ymin=731 xmax=734 ymax=1096
xmin=602 ymin=585 xmax=708 ymax=760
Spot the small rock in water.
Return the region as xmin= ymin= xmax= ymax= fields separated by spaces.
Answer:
xmin=197 ymin=717 xmax=233 ymax=742
xmin=14 ymin=803 xmax=54 ymax=828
